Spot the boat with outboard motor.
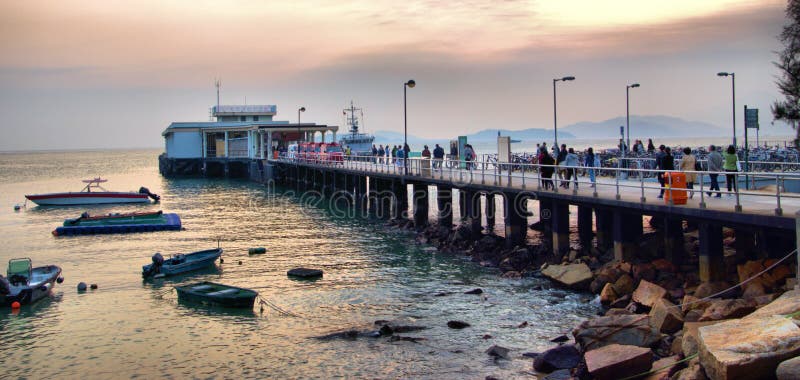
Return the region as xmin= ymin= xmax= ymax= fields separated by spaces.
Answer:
xmin=142 ymin=248 xmax=222 ymax=278
xmin=0 ymin=258 xmax=62 ymax=306
xmin=25 ymin=178 xmax=160 ymax=206
xmin=175 ymin=282 xmax=258 ymax=308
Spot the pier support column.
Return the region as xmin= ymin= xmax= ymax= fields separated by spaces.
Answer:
xmin=413 ymin=183 xmax=429 ymax=229
xmin=613 ymin=211 xmax=643 ymax=262
xmin=734 ymin=229 xmax=757 ymax=262
xmin=595 ymin=209 xmax=613 ymax=252
xmin=357 ymin=175 xmax=368 ymax=216
xmin=485 ymin=193 xmax=496 ymax=230
xmin=464 ymin=189 xmax=482 ymax=236
xmin=395 ymin=181 xmax=409 ymax=220
xmin=699 ymin=222 xmax=726 ymax=282
xmin=378 ymin=179 xmax=393 ymax=219
xmin=438 ymin=187 xmax=453 ymax=228
xmin=458 ymin=189 xmax=467 ymax=222
xmin=504 ymin=192 xmax=527 ymax=248
xmin=663 ymin=218 xmax=686 ymax=266
xmin=552 ymin=201 xmax=571 ymax=258
xmin=577 ymin=205 xmax=593 ymax=252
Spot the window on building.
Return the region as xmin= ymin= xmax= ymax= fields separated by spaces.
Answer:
xmin=253 ymin=116 xmax=259 ymax=121
xmin=240 ymin=116 xmax=246 ymax=122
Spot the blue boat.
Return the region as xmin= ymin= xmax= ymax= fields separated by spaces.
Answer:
xmin=54 ymin=212 xmax=181 ymax=236
xmin=142 ymin=248 xmax=222 ymax=278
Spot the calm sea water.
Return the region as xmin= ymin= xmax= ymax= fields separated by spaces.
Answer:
xmin=0 ymin=149 xmax=598 ymax=379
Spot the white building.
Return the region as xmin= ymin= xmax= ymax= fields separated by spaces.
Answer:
xmin=162 ymin=105 xmax=338 ymax=160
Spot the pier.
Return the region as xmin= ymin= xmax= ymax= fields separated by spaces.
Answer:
xmin=259 ymin=156 xmax=800 ymax=284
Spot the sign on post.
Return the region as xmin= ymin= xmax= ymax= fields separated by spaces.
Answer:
xmin=745 ymin=108 xmax=759 ymax=129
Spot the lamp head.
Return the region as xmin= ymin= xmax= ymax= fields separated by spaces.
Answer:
xmin=299 ymin=106 xmax=306 ymax=112
xmin=717 ymin=72 xmax=730 ymax=77
xmin=629 ymin=83 xmax=640 ymax=88
xmin=406 ymin=79 xmax=416 ymax=88
xmin=562 ymin=76 xmax=575 ymax=81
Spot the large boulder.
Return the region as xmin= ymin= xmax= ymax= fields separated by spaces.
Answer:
xmin=541 ymin=263 xmax=593 ymax=290
xmin=584 ymin=344 xmax=653 ymax=380
xmin=533 ymin=344 xmax=581 ymax=373
xmin=777 ymin=356 xmax=800 ymax=380
xmin=600 ymin=283 xmax=618 ymax=305
xmin=573 ymin=314 xmax=661 ymax=351
xmin=632 ymin=280 xmax=668 ymax=308
xmin=698 ymin=315 xmax=800 ymax=380
xmin=681 ymin=321 xmax=729 ymax=357
xmin=649 ymin=298 xmax=684 ymax=334
xmin=671 ymin=359 xmax=710 ymax=380
xmin=698 ymin=299 xmax=756 ymax=322
xmin=747 ymin=289 xmax=800 ymax=318
xmin=613 ymin=274 xmax=636 ymax=296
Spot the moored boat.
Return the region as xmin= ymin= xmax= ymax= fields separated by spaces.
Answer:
xmin=53 ymin=210 xmax=181 ymax=236
xmin=175 ymin=282 xmax=258 ymax=308
xmin=142 ymin=248 xmax=222 ymax=278
xmin=0 ymin=258 xmax=62 ymax=306
xmin=25 ymin=178 xmax=160 ymax=206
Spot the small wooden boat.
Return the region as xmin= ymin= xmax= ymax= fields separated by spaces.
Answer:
xmin=142 ymin=248 xmax=222 ymax=278
xmin=175 ymin=282 xmax=258 ymax=308
xmin=25 ymin=178 xmax=160 ymax=206
xmin=0 ymin=258 xmax=62 ymax=306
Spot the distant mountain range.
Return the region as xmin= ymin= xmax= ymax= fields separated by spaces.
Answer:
xmin=372 ymin=115 xmax=726 ymax=145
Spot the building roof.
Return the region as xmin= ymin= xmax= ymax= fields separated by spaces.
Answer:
xmin=212 ymin=105 xmax=276 ymax=116
xmin=162 ymin=121 xmax=338 ymax=136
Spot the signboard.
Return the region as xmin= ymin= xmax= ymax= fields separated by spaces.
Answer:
xmin=497 ymin=136 xmax=511 ymax=163
xmin=745 ymin=108 xmax=759 ymax=129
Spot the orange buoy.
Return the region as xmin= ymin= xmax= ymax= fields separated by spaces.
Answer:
xmin=11 ymin=301 xmax=21 ymax=309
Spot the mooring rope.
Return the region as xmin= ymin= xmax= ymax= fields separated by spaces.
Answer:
xmin=671 ymin=249 xmax=797 ymax=309
xmin=258 ymin=296 xmax=302 ymax=318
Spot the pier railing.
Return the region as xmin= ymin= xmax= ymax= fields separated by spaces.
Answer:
xmin=273 ymin=155 xmax=800 ymax=216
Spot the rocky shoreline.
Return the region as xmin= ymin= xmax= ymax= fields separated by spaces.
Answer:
xmin=385 ymin=218 xmax=800 ymax=380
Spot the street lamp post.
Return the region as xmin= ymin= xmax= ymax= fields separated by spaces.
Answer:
xmin=404 ymin=79 xmax=416 ymax=175
xmin=553 ymin=76 xmax=575 ymax=149
xmin=626 ymin=83 xmax=640 ymax=152
xmin=298 ymin=106 xmax=306 ymax=142
xmin=717 ymin=72 xmax=736 ymax=147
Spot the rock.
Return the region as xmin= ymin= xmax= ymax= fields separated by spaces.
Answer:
xmin=649 ymin=298 xmax=684 ymax=334
xmin=748 ymin=289 xmax=800 ymax=318
xmin=287 ymin=268 xmax=323 ymax=278
xmin=643 ymin=355 xmax=681 ymax=380
xmin=671 ymin=359 xmax=710 ymax=380
xmin=698 ymin=315 xmax=800 ymax=380
xmin=447 ymin=320 xmax=470 ymax=329
xmin=633 ymin=263 xmax=657 ymax=282
xmin=651 ymin=259 xmax=677 ymax=273
xmin=681 ymin=295 xmax=711 ymax=314
xmin=604 ymin=308 xmax=633 ymax=316
xmin=698 ymin=299 xmax=756 ymax=321
xmin=550 ymin=334 xmax=569 ymax=343
xmin=483 ymin=334 xmax=493 ymax=339
xmin=518 ymin=321 xmax=528 ymax=328
xmin=741 ymin=281 xmax=767 ymax=299
xmin=777 ymin=356 xmax=800 ymax=380
xmin=464 ymin=288 xmax=483 ymax=295
xmin=485 ymin=344 xmax=510 ymax=359
xmin=501 ymin=271 xmax=522 ymax=279
xmin=632 ymin=280 xmax=668 ymax=308
xmin=521 ymin=351 xmax=538 ymax=358
xmin=572 ymin=314 xmax=661 ymax=351
xmin=681 ymin=320 xmax=729 ymax=357
xmin=389 ymin=335 xmax=426 ymax=343
xmin=77 ymin=282 xmax=87 ymax=291
xmin=584 ymin=344 xmax=653 ymax=380
xmin=671 ymin=333 xmax=684 ymax=356
xmin=533 ymin=344 xmax=581 ymax=373
xmin=542 ymin=369 xmax=572 ymax=380
xmin=540 ymin=263 xmax=594 ymax=290
xmin=752 ymin=293 xmax=779 ymax=307
xmin=609 ymin=294 xmax=631 ymax=309
xmin=600 ymin=283 xmax=618 ymax=305
xmin=314 ymin=329 xmax=361 ymax=340
xmin=694 ymin=281 xmax=735 ymax=299
xmin=613 ymin=274 xmax=636 ymax=296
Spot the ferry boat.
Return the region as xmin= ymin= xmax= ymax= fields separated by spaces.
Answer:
xmin=338 ymin=101 xmax=374 ymax=156
xmin=25 ymin=178 xmax=160 ymax=206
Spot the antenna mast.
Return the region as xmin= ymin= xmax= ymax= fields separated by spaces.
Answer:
xmin=215 ymin=78 xmax=221 ymax=110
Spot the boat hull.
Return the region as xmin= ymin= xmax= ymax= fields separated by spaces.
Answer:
xmin=26 ymin=192 xmax=150 ymax=206
xmin=53 ymin=213 xmax=181 ymax=236
xmin=175 ymin=282 xmax=257 ymax=308
xmin=142 ymin=248 xmax=222 ymax=278
xmin=1 ymin=265 xmax=61 ymax=306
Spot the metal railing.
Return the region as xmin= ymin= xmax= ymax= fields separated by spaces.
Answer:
xmin=272 ymin=154 xmax=800 ymax=216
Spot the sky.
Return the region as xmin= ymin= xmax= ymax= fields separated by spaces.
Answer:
xmin=0 ymin=0 xmax=795 ymax=150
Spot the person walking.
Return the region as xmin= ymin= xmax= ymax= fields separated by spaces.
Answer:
xmin=372 ymin=144 xmax=378 ymax=163
xmin=706 ymin=145 xmax=722 ymax=197
xmin=556 ymin=144 xmax=567 ymax=186
xmin=585 ymin=147 xmax=597 ymax=188
xmin=722 ymin=145 xmax=739 ymax=195
xmin=647 ymin=139 xmax=655 ymax=154
xmin=540 ymin=150 xmax=555 ymax=190
xmin=680 ymin=147 xmax=697 ymax=198
xmin=433 ymin=143 xmax=444 ymax=170
xmin=564 ymin=147 xmax=579 ymax=189
xmin=391 ymin=145 xmax=398 ymax=164
xmin=463 ymin=144 xmax=476 ymax=170
xmin=403 ymin=143 xmax=411 ymax=169
xmin=421 ymin=145 xmax=431 ymax=175
xmin=655 ymin=145 xmax=667 ymax=198
xmin=378 ymin=145 xmax=385 ymax=164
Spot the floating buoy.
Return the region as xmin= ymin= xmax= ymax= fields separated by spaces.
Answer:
xmin=13 ymin=204 xmax=21 ymax=211
xmin=11 ymin=301 xmax=20 ymax=309
xmin=248 ymin=247 xmax=267 ymax=255
xmin=77 ymin=282 xmax=87 ymax=291
xmin=219 ymin=257 xmax=224 ymax=263
xmin=56 ymin=277 xmax=64 ymax=284
xmin=238 ymin=260 xmax=243 ymax=265
xmin=90 ymin=284 xmax=98 ymax=290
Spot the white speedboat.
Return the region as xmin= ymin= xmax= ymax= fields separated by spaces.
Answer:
xmin=25 ymin=178 xmax=160 ymax=206
xmin=0 ymin=258 xmax=62 ymax=306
